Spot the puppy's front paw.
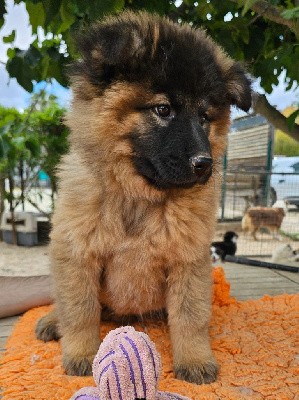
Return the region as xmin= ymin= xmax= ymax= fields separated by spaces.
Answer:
xmin=63 ymin=354 xmax=94 ymax=376
xmin=36 ymin=315 xmax=61 ymax=342
xmin=174 ymin=360 xmax=219 ymax=385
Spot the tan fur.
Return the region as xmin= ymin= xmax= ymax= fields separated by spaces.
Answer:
xmin=35 ymin=12 xmax=247 ymax=384
xmin=242 ymin=207 xmax=285 ymax=240
xmin=35 ymin=80 xmax=228 ymax=380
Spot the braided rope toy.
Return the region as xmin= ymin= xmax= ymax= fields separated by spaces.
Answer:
xmin=71 ymin=326 xmax=190 ymax=400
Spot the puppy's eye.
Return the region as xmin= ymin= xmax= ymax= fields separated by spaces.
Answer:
xmin=153 ymin=104 xmax=172 ymax=119
xmin=199 ymin=113 xmax=209 ymax=125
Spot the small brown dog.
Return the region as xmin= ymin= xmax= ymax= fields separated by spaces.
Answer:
xmin=242 ymin=207 xmax=285 ymax=240
xmin=36 ymin=11 xmax=251 ymax=384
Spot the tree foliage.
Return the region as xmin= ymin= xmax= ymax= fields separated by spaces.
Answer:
xmin=275 ymin=129 xmax=299 ymax=155
xmin=274 ymin=106 xmax=299 ymax=156
xmin=1 ymin=0 xmax=299 ymax=138
xmin=0 ymin=91 xmax=69 ymax=218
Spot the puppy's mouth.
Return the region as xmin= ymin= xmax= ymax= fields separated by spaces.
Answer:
xmin=132 ymin=155 xmax=213 ymax=189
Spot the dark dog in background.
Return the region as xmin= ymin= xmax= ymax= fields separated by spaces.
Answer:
xmin=35 ymin=11 xmax=251 ymax=385
xmin=211 ymin=231 xmax=238 ymax=262
xmin=210 ymin=244 xmax=225 ymax=264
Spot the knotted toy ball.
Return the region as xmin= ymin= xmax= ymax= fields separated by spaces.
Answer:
xmin=70 ymin=326 xmax=190 ymax=400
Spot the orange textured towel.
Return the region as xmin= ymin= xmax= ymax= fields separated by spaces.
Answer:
xmin=0 ymin=267 xmax=298 ymax=399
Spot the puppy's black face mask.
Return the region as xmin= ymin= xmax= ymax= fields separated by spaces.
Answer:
xmin=130 ymin=109 xmax=213 ymax=189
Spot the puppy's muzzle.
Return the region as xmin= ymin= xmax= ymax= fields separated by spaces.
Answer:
xmin=190 ymin=155 xmax=213 ymax=182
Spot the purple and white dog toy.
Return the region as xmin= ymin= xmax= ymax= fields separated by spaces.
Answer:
xmin=71 ymin=326 xmax=190 ymax=400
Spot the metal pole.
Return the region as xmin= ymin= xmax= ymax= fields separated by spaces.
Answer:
xmin=265 ymin=125 xmax=274 ymax=205
xmin=225 ymin=255 xmax=299 ymax=273
xmin=220 ymin=152 xmax=227 ymax=221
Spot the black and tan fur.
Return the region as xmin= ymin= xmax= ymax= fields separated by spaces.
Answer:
xmin=36 ymin=11 xmax=251 ymax=384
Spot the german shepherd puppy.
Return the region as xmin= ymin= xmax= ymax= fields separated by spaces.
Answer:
xmin=36 ymin=11 xmax=251 ymax=384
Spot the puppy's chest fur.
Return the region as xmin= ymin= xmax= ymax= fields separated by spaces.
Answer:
xmin=98 ymin=191 xmax=216 ymax=315
xmin=101 ymin=254 xmax=168 ymax=315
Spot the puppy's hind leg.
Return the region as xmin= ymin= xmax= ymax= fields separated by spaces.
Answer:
xmin=36 ymin=308 xmax=61 ymax=342
xmin=252 ymin=227 xmax=258 ymax=241
xmin=272 ymin=228 xmax=281 ymax=241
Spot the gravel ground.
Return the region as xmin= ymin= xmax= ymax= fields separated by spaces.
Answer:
xmin=1 ymin=223 xmax=298 ymax=277
xmin=0 ymin=242 xmax=50 ymax=276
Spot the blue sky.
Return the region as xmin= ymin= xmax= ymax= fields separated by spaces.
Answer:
xmin=0 ymin=0 xmax=298 ymax=112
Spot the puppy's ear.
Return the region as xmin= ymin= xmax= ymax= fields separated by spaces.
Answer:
xmin=225 ymin=63 xmax=252 ymax=112
xmin=85 ymin=21 xmax=146 ymax=65
xmin=76 ymin=16 xmax=148 ymax=83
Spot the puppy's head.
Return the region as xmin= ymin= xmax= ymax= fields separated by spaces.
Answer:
xmin=210 ymin=246 xmax=225 ymax=264
xmin=224 ymin=231 xmax=238 ymax=243
xmin=210 ymin=246 xmax=224 ymax=263
xmin=69 ymin=12 xmax=251 ymax=193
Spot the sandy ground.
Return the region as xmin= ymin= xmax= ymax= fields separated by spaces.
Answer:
xmin=0 ymin=242 xmax=50 ymax=276
xmin=1 ymin=232 xmax=298 ymax=278
xmin=2 ymin=187 xmax=298 ymax=274
xmin=1 ymin=204 xmax=298 ymax=276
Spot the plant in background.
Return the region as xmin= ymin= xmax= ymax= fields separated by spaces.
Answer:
xmin=0 ymin=91 xmax=69 ymax=244
xmin=26 ymin=90 xmax=69 ymax=210
xmin=0 ymin=106 xmax=40 ymax=243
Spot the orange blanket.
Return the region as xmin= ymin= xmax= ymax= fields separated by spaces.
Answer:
xmin=0 ymin=268 xmax=298 ymax=399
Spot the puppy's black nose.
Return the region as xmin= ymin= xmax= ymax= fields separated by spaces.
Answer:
xmin=190 ymin=155 xmax=213 ymax=176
